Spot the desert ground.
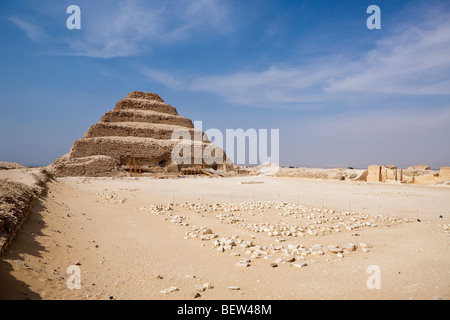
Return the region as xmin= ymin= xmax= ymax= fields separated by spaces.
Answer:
xmin=0 ymin=174 xmax=449 ymax=300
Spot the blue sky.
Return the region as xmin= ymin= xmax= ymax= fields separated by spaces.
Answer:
xmin=1 ymin=0 xmax=449 ymax=168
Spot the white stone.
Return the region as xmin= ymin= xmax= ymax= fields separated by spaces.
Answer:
xmin=203 ymin=282 xmax=214 ymax=289
xmin=161 ymin=287 xmax=179 ymax=294
xmin=225 ymin=239 xmax=236 ymax=246
xmin=342 ymin=243 xmax=357 ymax=252
xmin=283 ymin=255 xmax=295 ymax=262
xmin=236 ymin=261 xmax=250 ymax=267
xmin=293 ymin=262 xmax=308 ymax=268
xmin=300 ymin=250 xmax=310 ymax=256
xmin=202 ymin=228 xmax=213 ymax=235
xmin=273 ymin=258 xmax=283 ymax=264
xmin=359 ymin=242 xmax=372 ymax=248
xmin=327 ymin=245 xmax=342 ymax=254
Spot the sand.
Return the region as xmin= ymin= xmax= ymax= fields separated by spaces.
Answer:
xmin=0 ymin=175 xmax=449 ymax=300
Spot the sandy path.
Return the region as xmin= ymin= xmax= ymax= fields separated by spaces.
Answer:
xmin=0 ymin=176 xmax=449 ymax=300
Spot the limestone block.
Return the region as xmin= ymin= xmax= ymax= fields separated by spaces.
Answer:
xmin=367 ymin=165 xmax=381 ymax=182
xmin=440 ymin=167 xmax=450 ymax=179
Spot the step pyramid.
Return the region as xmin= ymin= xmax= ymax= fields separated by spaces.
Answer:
xmin=51 ymin=91 xmax=232 ymax=177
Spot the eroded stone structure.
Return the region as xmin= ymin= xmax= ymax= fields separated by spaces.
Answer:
xmin=51 ymin=91 xmax=233 ymax=177
xmin=367 ymin=165 xmax=381 ymax=182
xmin=367 ymin=165 xmax=403 ymax=183
xmin=366 ymin=164 xmax=449 ymax=185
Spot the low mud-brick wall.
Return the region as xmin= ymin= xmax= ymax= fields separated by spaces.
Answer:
xmin=0 ymin=170 xmax=51 ymax=256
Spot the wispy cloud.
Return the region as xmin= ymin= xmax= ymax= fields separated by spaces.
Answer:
xmin=68 ymin=0 xmax=232 ymax=58
xmin=327 ymin=20 xmax=450 ymax=95
xmin=7 ymin=16 xmax=48 ymax=44
xmin=7 ymin=0 xmax=232 ymax=58
xmin=143 ymin=62 xmax=344 ymax=108
xmin=144 ymin=11 xmax=450 ymax=108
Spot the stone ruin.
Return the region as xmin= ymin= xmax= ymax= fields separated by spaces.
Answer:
xmin=366 ymin=164 xmax=449 ymax=185
xmin=367 ymin=165 xmax=403 ymax=183
xmin=51 ymin=91 xmax=234 ymax=177
xmin=440 ymin=167 xmax=450 ymax=180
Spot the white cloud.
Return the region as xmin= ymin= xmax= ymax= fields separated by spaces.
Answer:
xmin=7 ymin=16 xmax=48 ymax=44
xmin=326 ymin=20 xmax=450 ymax=95
xmin=7 ymin=0 xmax=232 ymax=58
xmin=66 ymin=0 xmax=232 ymax=58
xmin=144 ymin=63 xmax=343 ymax=108
xmin=144 ymin=13 xmax=450 ymax=108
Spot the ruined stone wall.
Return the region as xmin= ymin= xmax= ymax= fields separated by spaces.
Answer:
xmin=367 ymin=165 xmax=381 ymax=182
xmin=366 ymin=164 xmax=445 ymax=185
xmin=0 ymin=170 xmax=51 ymax=256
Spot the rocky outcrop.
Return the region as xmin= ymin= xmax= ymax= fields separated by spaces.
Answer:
xmin=51 ymin=155 xmax=120 ymax=177
xmin=51 ymin=91 xmax=233 ymax=177
xmin=0 ymin=162 xmax=24 ymax=170
xmin=407 ymin=165 xmax=431 ymax=170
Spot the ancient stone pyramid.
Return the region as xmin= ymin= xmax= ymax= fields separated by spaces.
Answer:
xmin=51 ymin=91 xmax=231 ymax=177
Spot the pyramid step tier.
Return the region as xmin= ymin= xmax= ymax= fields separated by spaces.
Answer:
xmin=100 ymin=109 xmax=194 ymax=128
xmin=125 ymin=91 xmax=164 ymax=102
xmin=70 ymin=136 xmax=224 ymax=165
xmin=114 ymin=98 xmax=178 ymax=115
xmin=84 ymin=122 xmax=206 ymax=140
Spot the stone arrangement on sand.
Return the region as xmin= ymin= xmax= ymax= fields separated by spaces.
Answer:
xmin=51 ymin=91 xmax=233 ymax=177
xmin=139 ymin=200 xmax=414 ymax=279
